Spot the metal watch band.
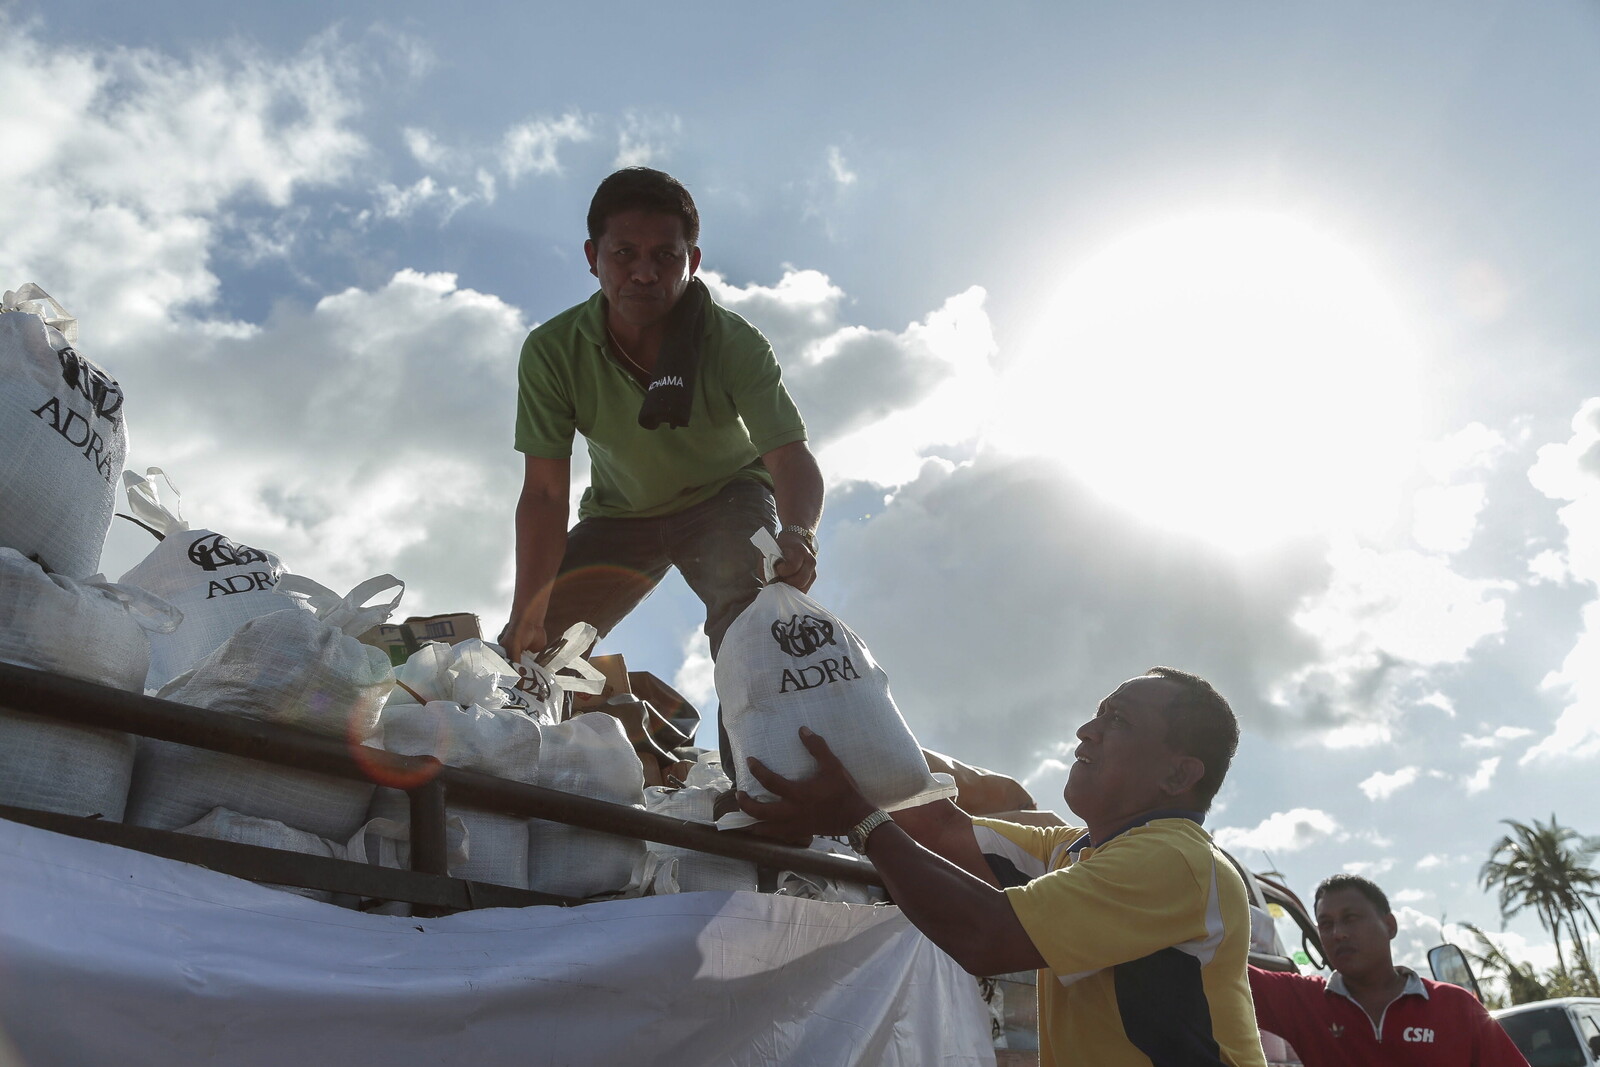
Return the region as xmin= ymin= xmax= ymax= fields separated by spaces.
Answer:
xmin=781 ymin=523 xmax=818 ymax=555
xmin=848 ymin=809 xmax=892 ymax=853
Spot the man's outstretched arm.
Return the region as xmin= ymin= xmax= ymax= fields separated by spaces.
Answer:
xmin=500 ymin=454 xmax=571 ymax=666
xmin=739 ymin=728 xmax=1047 ymax=977
xmin=761 ymin=440 xmax=823 ymax=592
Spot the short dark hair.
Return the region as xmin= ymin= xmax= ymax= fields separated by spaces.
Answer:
xmin=586 ymin=167 xmax=700 ymax=246
xmin=1314 ymin=873 xmax=1391 ymax=917
xmin=1145 ymin=666 xmax=1239 ymax=810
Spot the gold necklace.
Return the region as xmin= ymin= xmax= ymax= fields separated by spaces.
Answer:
xmin=605 ymin=326 xmax=652 ymax=381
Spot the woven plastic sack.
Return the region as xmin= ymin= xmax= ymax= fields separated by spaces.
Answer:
xmin=0 ymin=548 xmax=180 ymax=819
xmin=370 ymin=640 xmax=542 ymax=889
xmin=633 ymin=759 xmax=757 ymax=895
xmin=366 ymin=789 xmax=527 ymax=890
xmin=0 ymin=285 xmax=126 ymax=578
xmin=176 ymin=807 xmax=347 ymax=904
xmin=345 ymin=813 xmax=469 ymax=917
xmin=527 ymin=712 xmax=645 ymax=898
xmin=715 ymin=531 xmax=955 ymax=829
xmin=125 ymin=575 xmax=401 ymax=839
xmin=774 ymin=836 xmax=884 ymax=905
xmin=116 ymin=468 xmax=304 ymax=691
xmin=509 ymin=622 xmax=606 ymax=725
xmin=155 ymin=574 xmax=401 ymax=743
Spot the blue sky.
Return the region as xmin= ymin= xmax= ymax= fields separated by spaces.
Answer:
xmin=6 ymin=0 xmax=1600 ymax=983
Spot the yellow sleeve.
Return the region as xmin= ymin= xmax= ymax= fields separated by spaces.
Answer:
xmin=1004 ymin=828 xmax=1211 ymax=977
xmin=971 ymin=817 xmax=1080 ymax=865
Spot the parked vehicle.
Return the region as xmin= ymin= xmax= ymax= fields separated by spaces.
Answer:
xmin=1492 ymin=997 xmax=1600 ymax=1067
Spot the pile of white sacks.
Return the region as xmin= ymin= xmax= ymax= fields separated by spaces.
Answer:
xmin=1 ymin=285 xmax=920 ymax=909
xmin=0 ymin=285 xmax=666 ymax=906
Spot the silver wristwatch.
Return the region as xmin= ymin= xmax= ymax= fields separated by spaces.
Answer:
xmin=781 ymin=523 xmax=818 ymax=556
xmin=848 ymin=809 xmax=892 ymax=853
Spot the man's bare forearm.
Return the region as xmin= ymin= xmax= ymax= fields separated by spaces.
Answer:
xmin=510 ymin=493 xmax=567 ymax=625
xmin=764 ymin=440 xmax=824 ymax=531
xmin=862 ymin=821 xmax=1046 ymax=977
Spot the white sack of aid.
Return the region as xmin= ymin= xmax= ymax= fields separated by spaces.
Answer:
xmin=116 ymin=467 xmax=306 ymax=692
xmin=0 ymin=284 xmax=127 ymax=579
xmin=714 ymin=529 xmax=955 ymax=829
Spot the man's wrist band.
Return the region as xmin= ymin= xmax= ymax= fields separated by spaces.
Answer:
xmin=848 ymin=809 xmax=892 ymax=853
xmin=782 ymin=524 xmax=818 ymax=555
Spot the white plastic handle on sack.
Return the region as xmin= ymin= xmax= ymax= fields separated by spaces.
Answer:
xmin=275 ymin=573 xmax=405 ymax=636
xmin=516 ymin=621 xmax=606 ymax=698
xmin=121 ymin=467 xmax=188 ymax=539
xmin=1 ymin=282 xmax=77 ymax=343
xmin=84 ymin=578 xmax=185 ymax=635
xmin=750 ymin=528 xmax=783 ymax=583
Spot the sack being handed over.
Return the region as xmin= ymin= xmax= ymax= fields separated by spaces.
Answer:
xmin=0 ymin=284 xmax=127 ymax=578
xmin=715 ymin=531 xmax=954 ymax=830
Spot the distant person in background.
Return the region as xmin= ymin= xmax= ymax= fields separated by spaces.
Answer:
xmin=500 ymin=167 xmax=823 ymax=672
xmin=739 ymin=667 xmax=1269 ymax=1067
xmin=1249 ymin=874 xmax=1529 ymax=1066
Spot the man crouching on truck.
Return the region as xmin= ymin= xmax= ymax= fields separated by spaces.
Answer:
xmin=737 ymin=666 xmax=1268 ymax=1067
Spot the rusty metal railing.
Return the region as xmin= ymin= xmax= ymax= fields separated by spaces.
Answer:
xmin=0 ymin=661 xmax=882 ymax=914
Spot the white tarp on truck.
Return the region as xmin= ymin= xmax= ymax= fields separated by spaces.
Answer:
xmin=0 ymin=818 xmax=994 ymax=1066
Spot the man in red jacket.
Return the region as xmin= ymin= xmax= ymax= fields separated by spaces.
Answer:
xmin=1249 ymin=874 xmax=1528 ymax=1065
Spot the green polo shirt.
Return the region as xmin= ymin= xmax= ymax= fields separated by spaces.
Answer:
xmin=515 ymin=289 xmax=807 ymax=520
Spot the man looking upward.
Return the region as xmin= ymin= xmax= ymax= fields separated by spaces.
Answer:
xmin=501 ymin=168 xmax=823 ymax=675
xmin=738 ymin=668 xmax=1268 ymax=1067
xmin=1250 ymin=875 xmax=1529 ymax=1065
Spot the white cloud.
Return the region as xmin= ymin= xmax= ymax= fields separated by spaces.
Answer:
xmin=708 ymin=270 xmax=998 ymax=486
xmin=1359 ymin=766 xmax=1419 ymax=801
xmin=1462 ymin=756 xmax=1499 ymax=794
xmin=1213 ymin=808 xmax=1343 ymax=854
xmin=1460 ymin=725 xmax=1534 ymax=750
xmin=1415 ymin=853 xmax=1451 ymax=870
xmin=1021 ymin=757 xmax=1072 ymax=801
xmin=673 ymin=628 xmax=715 ymax=712
xmin=403 ymin=126 xmax=445 ymax=167
xmin=1417 ymin=691 xmax=1455 ymax=716
xmin=827 ymin=146 xmax=857 ymax=186
xmin=1393 ymin=888 xmax=1427 ymax=903
xmin=1266 ymin=538 xmax=1514 ymax=746
xmin=613 ymin=111 xmax=681 ymax=169
xmin=1343 ymin=858 xmax=1395 ymax=877
xmin=0 ymin=26 xmax=367 ymax=344
xmin=1293 ymin=541 xmax=1511 ymax=666
xmin=1527 ymin=548 xmax=1569 ymax=584
xmin=501 ymin=113 xmax=591 ymax=182
xmin=1525 ymin=399 xmax=1600 ymax=762
xmin=1411 ymin=482 xmax=1487 ymax=554
xmin=1420 ymin=422 xmax=1508 ymax=482
xmin=365 ymin=176 xmax=479 ymax=222
xmin=101 ymin=270 xmax=530 ymax=624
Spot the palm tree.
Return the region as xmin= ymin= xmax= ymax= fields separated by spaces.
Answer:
xmin=1461 ymin=922 xmax=1547 ymax=1006
xmin=1480 ymin=815 xmax=1600 ymax=992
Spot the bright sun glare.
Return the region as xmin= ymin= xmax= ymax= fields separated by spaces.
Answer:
xmin=991 ymin=210 xmax=1424 ymax=553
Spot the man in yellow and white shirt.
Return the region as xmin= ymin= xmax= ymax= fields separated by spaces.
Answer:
xmin=739 ymin=667 xmax=1268 ymax=1067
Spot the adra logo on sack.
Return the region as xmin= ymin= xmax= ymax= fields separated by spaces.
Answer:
xmin=56 ymin=347 xmax=124 ymax=423
xmin=771 ymin=614 xmax=837 ymax=658
xmin=770 ymin=612 xmax=860 ymax=694
xmin=187 ymin=533 xmax=270 ymax=573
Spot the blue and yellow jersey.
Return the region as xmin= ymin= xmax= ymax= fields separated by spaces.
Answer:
xmin=973 ymin=815 xmax=1266 ymax=1067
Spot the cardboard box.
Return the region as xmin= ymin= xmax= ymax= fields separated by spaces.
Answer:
xmin=358 ymin=613 xmax=484 ymax=668
xmin=568 ymin=653 xmax=630 ymax=712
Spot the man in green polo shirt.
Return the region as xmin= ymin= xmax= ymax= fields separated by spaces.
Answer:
xmin=501 ymin=167 xmax=824 ymax=690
